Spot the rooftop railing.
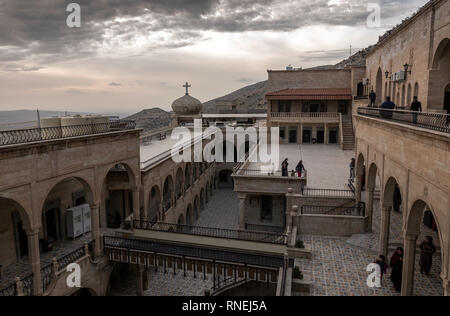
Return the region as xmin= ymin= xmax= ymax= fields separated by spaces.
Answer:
xmin=0 ymin=120 xmax=136 ymax=146
xmin=270 ymin=112 xmax=340 ymax=119
xmin=300 ymin=202 xmax=366 ymax=217
xmin=133 ymin=220 xmax=287 ymax=245
xmin=357 ymin=107 xmax=450 ymax=133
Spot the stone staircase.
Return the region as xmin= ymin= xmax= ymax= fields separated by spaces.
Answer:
xmin=342 ymin=118 xmax=355 ymax=151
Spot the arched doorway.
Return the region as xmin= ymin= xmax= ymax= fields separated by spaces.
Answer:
xmin=41 ymin=177 xmax=94 ymax=244
xmin=379 ymin=177 xmax=403 ymax=259
xmin=193 ymin=196 xmax=200 ymax=220
xmin=185 ymin=205 xmax=193 ymax=226
xmin=175 ymin=168 xmax=184 ymax=200
xmin=366 ymin=163 xmax=381 ymax=233
xmin=162 ymin=176 xmax=174 ymax=212
xmin=102 ymin=164 xmax=135 ymax=229
xmin=148 ymin=186 xmax=161 ymax=222
xmin=407 ymin=83 xmax=412 ymax=108
xmin=401 ymin=84 xmax=406 ymax=108
xmin=429 ymin=38 xmax=450 ymax=111
xmin=355 ymin=153 xmax=366 ymax=204
xmin=402 ymin=200 xmax=443 ymax=296
xmin=218 ymin=170 xmax=234 ymax=189
xmin=375 ymin=68 xmax=383 ymax=107
xmin=185 ymin=163 xmax=192 ymax=191
xmin=0 ymin=197 xmax=31 ymax=265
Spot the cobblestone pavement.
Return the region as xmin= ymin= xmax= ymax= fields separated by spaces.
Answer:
xmin=296 ymin=195 xmax=443 ymax=296
xmin=194 ymin=188 xmax=239 ymax=230
xmin=109 ymin=269 xmax=213 ymax=296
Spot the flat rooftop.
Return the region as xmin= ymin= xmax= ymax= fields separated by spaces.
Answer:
xmin=244 ymin=144 xmax=354 ymax=190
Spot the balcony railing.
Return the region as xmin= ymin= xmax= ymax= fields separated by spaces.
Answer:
xmin=270 ymin=112 xmax=340 ymax=120
xmin=300 ymin=202 xmax=366 ymax=217
xmin=302 ymin=188 xmax=354 ymax=198
xmin=0 ymin=120 xmax=136 ymax=146
xmin=357 ymin=107 xmax=450 ymax=133
xmin=237 ymin=169 xmax=307 ymax=179
xmin=133 ymin=220 xmax=287 ymax=245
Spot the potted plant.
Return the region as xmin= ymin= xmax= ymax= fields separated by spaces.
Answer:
xmin=295 ymin=240 xmax=305 ymax=249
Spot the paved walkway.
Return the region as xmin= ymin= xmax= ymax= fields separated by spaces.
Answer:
xmin=194 ymin=188 xmax=239 ymax=230
xmin=295 ymin=196 xmax=443 ymax=296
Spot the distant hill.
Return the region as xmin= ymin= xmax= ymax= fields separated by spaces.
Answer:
xmin=0 ymin=110 xmax=87 ymax=130
xmin=125 ymin=108 xmax=172 ymax=131
xmin=202 ymin=81 xmax=268 ymax=114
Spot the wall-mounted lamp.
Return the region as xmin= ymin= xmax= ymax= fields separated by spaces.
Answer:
xmin=403 ymin=63 xmax=412 ymax=74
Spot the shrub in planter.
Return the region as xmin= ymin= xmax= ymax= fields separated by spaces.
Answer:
xmin=292 ymin=266 xmax=303 ymax=280
xmin=295 ymin=240 xmax=305 ymax=249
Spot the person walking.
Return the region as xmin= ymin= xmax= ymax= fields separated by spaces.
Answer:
xmin=281 ymin=159 xmax=289 ymax=177
xmin=419 ymin=236 xmax=436 ymax=275
xmin=349 ymin=158 xmax=355 ymax=181
xmin=410 ymin=96 xmax=422 ymax=124
xmin=390 ymin=247 xmax=404 ymax=292
xmin=369 ymin=89 xmax=377 ymax=107
xmin=375 ymin=255 xmax=388 ymax=284
xmin=296 ymin=160 xmax=306 ymax=178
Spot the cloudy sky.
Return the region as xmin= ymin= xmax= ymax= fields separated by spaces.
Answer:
xmin=0 ymin=0 xmax=428 ymax=116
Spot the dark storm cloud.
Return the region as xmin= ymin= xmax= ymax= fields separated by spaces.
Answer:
xmin=0 ymin=0 xmax=426 ymax=66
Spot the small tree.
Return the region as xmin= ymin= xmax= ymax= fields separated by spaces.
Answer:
xmin=292 ymin=266 xmax=303 ymax=280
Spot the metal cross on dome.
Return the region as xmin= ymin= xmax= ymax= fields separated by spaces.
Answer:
xmin=183 ymin=82 xmax=191 ymax=95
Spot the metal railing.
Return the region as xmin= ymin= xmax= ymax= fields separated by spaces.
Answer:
xmin=245 ymin=224 xmax=286 ymax=233
xmin=302 ymin=188 xmax=354 ymax=198
xmin=301 ymin=202 xmax=366 ymax=217
xmin=270 ymin=112 xmax=340 ymax=119
xmin=0 ymin=120 xmax=136 ymax=146
xmin=133 ymin=220 xmax=287 ymax=245
xmin=357 ymin=107 xmax=450 ymax=133
xmin=238 ymin=169 xmax=307 ymax=179
xmin=0 ymin=282 xmax=16 ymax=297
xmin=56 ymin=246 xmax=87 ymax=271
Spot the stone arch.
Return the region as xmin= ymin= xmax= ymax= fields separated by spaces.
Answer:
xmin=184 ymin=163 xmax=192 ymax=190
xmin=375 ymin=68 xmax=383 ymax=106
xmin=0 ymin=197 xmax=32 ymax=263
xmin=175 ymin=167 xmax=184 ymax=200
xmin=99 ymin=162 xmax=137 ymax=193
xmin=148 ymin=185 xmax=161 ymax=222
xmin=39 ymin=176 xmax=95 ymax=241
xmin=194 ymin=196 xmax=200 ymax=220
xmin=162 ymin=175 xmax=174 ymax=212
xmin=355 ymin=152 xmax=366 ymax=202
xmin=382 ymin=176 xmax=403 ymax=210
xmin=407 ymin=83 xmax=412 ymax=107
xmin=185 ymin=204 xmax=193 ymax=226
xmin=429 ymin=38 xmax=450 ymax=111
xmin=402 ymin=199 xmax=445 ymax=296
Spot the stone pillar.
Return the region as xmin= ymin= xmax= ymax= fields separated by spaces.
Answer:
xmin=136 ymin=265 xmax=144 ymax=296
xmin=443 ymin=279 xmax=450 ymax=297
xmin=366 ymin=187 xmax=375 ymax=233
xmin=27 ymin=229 xmax=43 ymax=296
xmin=238 ymin=194 xmax=247 ymax=230
xmin=132 ymin=188 xmax=140 ymax=221
xmin=286 ymin=188 xmax=294 ymax=229
xmin=324 ymin=124 xmax=328 ymax=145
xmin=379 ymin=206 xmax=391 ymax=258
xmin=91 ymin=204 xmax=102 ymax=257
xmin=355 ymin=176 xmax=362 ymax=205
xmin=401 ymin=234 xmax=418 ymax=296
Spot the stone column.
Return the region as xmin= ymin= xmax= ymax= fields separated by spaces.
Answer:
xmin=27 ymin=229 xmax=43 ymax=296
xmin=136 ymin=265 xmax=144 ymax=296
xmin=132 ymin=188 xmax=140 ymax=221
xmin=324 ymin=124 xmax=328 ymax=145
xmin=401 ymin=234 xmax=418 ymax=296
xmin=443 ymin=279 xmax=450 ymax=297
xmin=286 ymin=188 xmax=294 ymax=229
xmin=379 ymin=206 xmax=391 ymax=258
xmin=366 ymin=187 xmax=375 ymax=233
xmin=355 ymin=176 xmax=362 ymax=205
xmin=91 ymin=204 xmax=102 ymax=257
xmin=238 ymin=194 xmax=247 ymax=230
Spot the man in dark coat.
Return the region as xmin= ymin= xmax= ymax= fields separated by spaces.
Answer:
xmin=369 ymin=90 xmax=377 ymax=107
xmin=380 ymin=96 xmax=396 ymax=118
xmin=390 ymin=247 xmax=404 ymax=292
xmin=410 ymin=96 xmax=422 ymax=124
xmin=419 ymin=236 xmax=436 ymax=275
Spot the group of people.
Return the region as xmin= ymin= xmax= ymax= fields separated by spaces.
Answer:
xmin=281 ymin=159 xmax=306 ymax=178
xmin=375 ymin=236 xmax=437 ymax=292
xmin=369 ymin=89 xmax=423 ymax=124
